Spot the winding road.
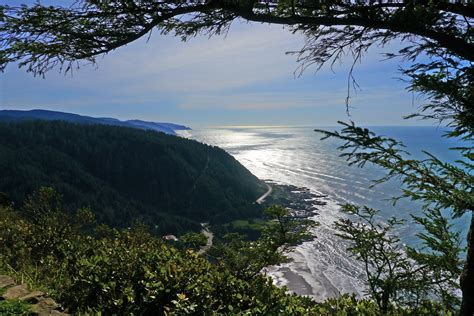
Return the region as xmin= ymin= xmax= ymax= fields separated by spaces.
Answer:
xmin=256 ymin=183 xmax=273 ymax=204
xmin=197 ymin=224 xmax=214 ymax=255
xmin=197 ymin=183 xmax=272 ymax=255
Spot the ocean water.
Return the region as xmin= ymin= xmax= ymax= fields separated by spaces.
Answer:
xmin=182 ymin=126 xmax=470 ymax=301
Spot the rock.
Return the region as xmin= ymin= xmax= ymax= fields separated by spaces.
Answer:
xmin=31 ymin=297 xmax=65 ymax=316
xmin=2 ymin=284 xmax=29 ymax=300
xmin=0 ymin=275 xmax=67 ymax=315
xmin=19 ymin=290 xmax=45 ymax=304
xmin=0 ymin=275 xmax=15 ymax=289
xmin=32 ymin=308 xmax=69 ymax=316
xmin=49 ymin=311 xmax=69 ymax=315
xmin=37 ymin=298 xmax=59 ymax=309
xmin=32 ymin=309 xmax=69 ymax=316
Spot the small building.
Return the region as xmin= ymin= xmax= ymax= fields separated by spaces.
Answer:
xmin=162 ymin=234 xmax=178 ymax=242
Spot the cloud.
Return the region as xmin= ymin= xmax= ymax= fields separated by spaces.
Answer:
xmin=99 ymin=22 xmax=305 ymax=94
xmin=176 ymin=86 xmax=411 ymax=111
xmin=1 ymin=22 xmax=307 ymax=100
xmin=1 ymin=19 xmax=419 ymax=125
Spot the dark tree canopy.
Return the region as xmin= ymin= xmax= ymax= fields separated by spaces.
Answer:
xmin=0 ymin=120 xmax=266 ymax=234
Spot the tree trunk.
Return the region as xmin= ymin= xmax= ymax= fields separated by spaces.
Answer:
xmin=381 ymin=289 xmax=390 ymax=314
xmin=460 ymin=212 xmax=474 ymax=316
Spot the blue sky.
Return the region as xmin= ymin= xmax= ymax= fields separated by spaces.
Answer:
xmin=1 ymin=2 xmax=427 ymax=127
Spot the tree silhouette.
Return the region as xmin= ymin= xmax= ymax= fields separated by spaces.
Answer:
xmin=1 ymin=0 xmax=473 ymax=313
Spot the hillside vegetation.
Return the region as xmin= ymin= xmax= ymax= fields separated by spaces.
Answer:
xmin=0 ymin=190 xmax=448 ymax=315
xmin=0 ymin=120 xmax=265 ymax=234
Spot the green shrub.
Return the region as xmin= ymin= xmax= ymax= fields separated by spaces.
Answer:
xmin=0 ymin=189 xmax=457 ymax=314
xmin=0 ymin=300 xmax=30 ymax=315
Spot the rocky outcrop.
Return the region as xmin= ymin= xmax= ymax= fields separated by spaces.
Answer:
xmin=0 ymin=275 xmax=68 ymax=315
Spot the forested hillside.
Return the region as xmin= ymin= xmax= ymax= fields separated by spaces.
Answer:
xmin=0 ymin=120 xmax=266 ymax=234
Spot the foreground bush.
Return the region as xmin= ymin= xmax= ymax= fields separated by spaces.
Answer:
xmin=0 ymin=188 xmax=453 ymax=315
xmin=0 ymin=193 xmax=317 ymax=314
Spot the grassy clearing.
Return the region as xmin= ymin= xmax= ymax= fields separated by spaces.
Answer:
xmin=231 ymin=218 xmax=267 ymax=230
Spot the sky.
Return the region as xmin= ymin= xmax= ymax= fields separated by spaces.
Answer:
xmin=1 ymin=1 xmax=427 ymax=128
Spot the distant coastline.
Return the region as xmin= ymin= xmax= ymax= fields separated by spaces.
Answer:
xmin=0 ymin=109 xmax=191 ymax=136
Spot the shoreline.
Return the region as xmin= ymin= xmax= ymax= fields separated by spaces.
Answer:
xmin=261 ymin=179 xmax=366 ymax=302
xmin=261 ymin=179 xmax=326 ymax=219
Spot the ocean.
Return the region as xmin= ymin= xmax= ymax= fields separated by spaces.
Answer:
xmin=182 ymin=126 xmax=470 ymax=301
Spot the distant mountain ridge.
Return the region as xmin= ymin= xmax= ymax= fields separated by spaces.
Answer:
xmin=0 ymin=109 xmax=190 ymax=135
